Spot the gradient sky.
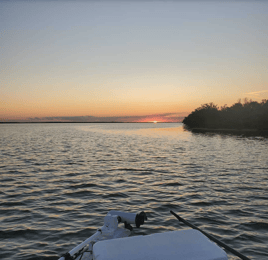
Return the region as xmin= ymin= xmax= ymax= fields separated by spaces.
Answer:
xmin=1 ymin=1 xmax=268 ymax=122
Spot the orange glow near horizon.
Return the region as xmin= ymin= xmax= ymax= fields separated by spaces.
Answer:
xmin=2 ymin=93 xmax=267 ymax=122
xmin=3 ymin=81 xmax=266 ymax=121
xmin=136 ymin=115 xmax=181 ymax=123
xmin=0 ymin=94 xmax=190 ymax=121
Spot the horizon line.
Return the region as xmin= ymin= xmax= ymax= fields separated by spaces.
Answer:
xmin=0 ymin=121 xmax=183 ymax=124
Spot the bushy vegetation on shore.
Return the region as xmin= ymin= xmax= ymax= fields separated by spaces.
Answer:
xmin=183 ymin=99 xmax=268 ymax=130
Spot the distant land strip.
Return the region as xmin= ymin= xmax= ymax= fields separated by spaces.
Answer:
xmin=0 ymin=121 xmax=178 ymax=124
xmin=0 ymin=114 xmax=186 ymax=123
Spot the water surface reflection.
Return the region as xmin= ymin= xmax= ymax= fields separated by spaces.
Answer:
xmin=0 ymin=123 xmax=267 ymax=260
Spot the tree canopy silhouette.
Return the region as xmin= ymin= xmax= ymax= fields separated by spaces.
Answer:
xmin=183 ymin=99 xmax=268 ymax=130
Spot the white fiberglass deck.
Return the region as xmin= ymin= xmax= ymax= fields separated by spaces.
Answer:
xmin=93 ymin=229 xmax=228 ymax=260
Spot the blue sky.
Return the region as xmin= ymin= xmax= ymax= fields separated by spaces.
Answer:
xmin=1 ymin=1 xmax=268 ymax=121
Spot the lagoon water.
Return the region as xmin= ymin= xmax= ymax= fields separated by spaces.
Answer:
xmin=0 ymin=123 xmax=268 ymax=260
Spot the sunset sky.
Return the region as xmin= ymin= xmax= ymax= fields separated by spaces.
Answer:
xmin=1 ymin=1 xmax=268 ymax=122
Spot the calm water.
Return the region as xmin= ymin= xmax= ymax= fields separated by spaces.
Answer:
xmin=0 ymin=123 xmax=267 ymax=260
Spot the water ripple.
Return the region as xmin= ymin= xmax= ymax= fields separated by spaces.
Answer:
xmin=0 ymin=123 xmax=267 ymax=260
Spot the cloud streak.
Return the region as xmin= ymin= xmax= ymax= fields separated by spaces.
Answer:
xmin=245 ymin=90 xmax=268 ymax=96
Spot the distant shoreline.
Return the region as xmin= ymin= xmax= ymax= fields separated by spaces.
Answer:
xmin=190 ymin=127 xmax=260 ymax=132
xmin=187 ymin=127 xmax=268 ymax=135
xmin=0 ymin=121 xmax=180 ymax=124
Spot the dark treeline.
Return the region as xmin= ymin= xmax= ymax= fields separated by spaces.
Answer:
xmin=183 ymin=99 xmax=268 ymax=130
